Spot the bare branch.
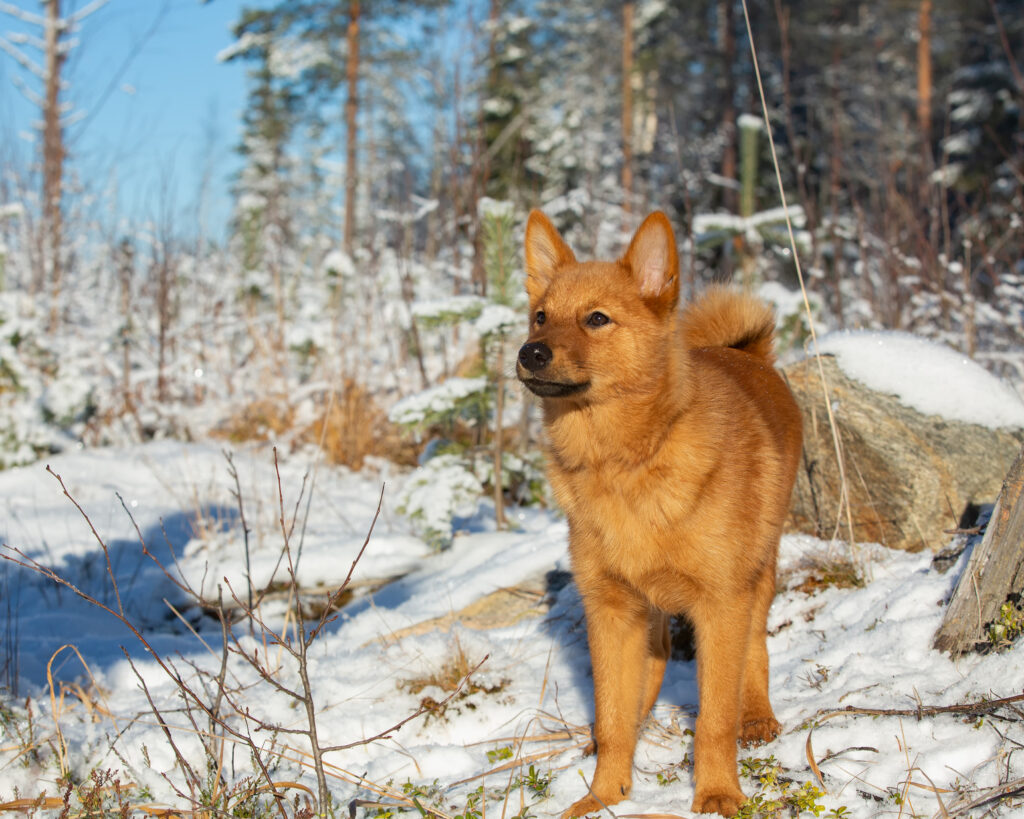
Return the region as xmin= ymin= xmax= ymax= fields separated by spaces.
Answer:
xmin=224 ymin=449 xmax=254 ymax=612
xmin=69 ymin=0 xmax=169 ymax=140
xmin=308 ymin=483 xmax=384 ymax=643
xmin=46 ymin=465 xmax=124 ymax=617
xmin=321 ymin=654 xmax=490 ymax=753
xmin=813 ymin=691 xmax=1024 ymax=724
xmin=124 ymin=649 xmax=201 ymax=790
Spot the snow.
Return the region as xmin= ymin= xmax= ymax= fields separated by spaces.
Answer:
xmin=216 ymin=30 xmax=267 ymax=63
xmin=758 ymin=279 xmax=813 ymax=321
xmin=411 ymin=295 xmax=486 ymax=323
xmin=267 ymin=37 xmax=331 ymax=80
xmin=477 ymin=197 xmax=515 ymax=220
xmin=474 ymin=303 xmax=520 ymax=337
xmin=693 ymin=205 xmax=811 ymax=253
xmin=693 ymin=205 xmax=807 ymax=236
xmin=388 ymin=376 xmax=488 ymax=427
xmin=394 ymin=453 xmax=484 ymax=548
xmin=323 ymin=249 xmax=356 ymax=278
xmin=816 ymin=330 xmax=1024 ymax=429
xmin=737 ymin=112 xmax=764 ymax=132
xmin=0 ymin=439 xmax=1021 ymax=817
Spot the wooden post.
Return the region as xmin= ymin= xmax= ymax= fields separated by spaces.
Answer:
xmin=934 ymin=445 xmax=1024 ymax=656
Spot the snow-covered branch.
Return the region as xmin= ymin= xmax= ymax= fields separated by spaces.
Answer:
xmin=0 ymin=36 xmax=44 ymax=79
xmin=0 ymin=1 xmax=45 ymax=26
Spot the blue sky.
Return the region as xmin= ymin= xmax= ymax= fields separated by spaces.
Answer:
xmin=0 ymin=0 xmax=263 ymax=239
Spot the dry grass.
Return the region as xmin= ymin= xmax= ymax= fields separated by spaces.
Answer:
xmin=213 ymin=396 xmax=295 ymax=443
xmin=301 ymin=379 xmax=418 ymax=469
xmin=403 ymin=638 xmax=489 ymax=696
xmin=782 ymin=550 xmax=865 ymax=596
xmin=401 ymin=638 xmax=508 ymax=723
xmin=211 ymin=380 xmax=418 ymax=469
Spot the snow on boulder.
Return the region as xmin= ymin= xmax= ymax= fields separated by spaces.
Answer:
xmin=783 ymin=334 xmax=1024 ymax=552
xmin=817 ymin=330 xmax=1024 ymax=430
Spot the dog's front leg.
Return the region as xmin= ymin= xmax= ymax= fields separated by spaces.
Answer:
xmin=689 ymin=592 xmax=750 ymax=817
xmin=562 ymin=577 xmax=651 ymax=819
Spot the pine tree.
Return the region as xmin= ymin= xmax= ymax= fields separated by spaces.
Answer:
xmin=0 ymin=0 xmax=110 ymax=328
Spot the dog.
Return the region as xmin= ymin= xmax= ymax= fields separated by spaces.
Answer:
xmin=516 ymin=210 xmax=803 ymax=817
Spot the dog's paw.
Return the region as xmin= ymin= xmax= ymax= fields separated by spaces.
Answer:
xmin=560 ymin=781 xmax=628 ymax=818
xmin=739 ymin=716 xmax=781 ymax=747
xmin=561 ymin=791 xmax=624 ymax=819
xmin=691 ymin=788 xmax=746 ymax=817
xmin=560 ymin=795 xmax=603 ymax=819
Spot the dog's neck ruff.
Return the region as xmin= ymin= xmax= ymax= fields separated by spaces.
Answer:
xmin=542 ymin=350 xmax=692 ymax=470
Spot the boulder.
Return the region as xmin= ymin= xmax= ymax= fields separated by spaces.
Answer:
xmin=783 ymin=354 xmax=1024 ymax=551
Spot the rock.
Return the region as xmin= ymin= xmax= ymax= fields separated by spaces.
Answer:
xmin=783 ymin=354 xmax=1024 ymax=551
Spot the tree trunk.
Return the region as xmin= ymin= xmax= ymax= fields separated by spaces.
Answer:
xmin=719 ymin=0 xmax=737 ymax=214
xmin=493 ymin=342 xmax=506 ymax=529
xmin=621 ymin=0 xmax=635 ymax=213
xmin=343 ymin=0 xmax=361 ymax=256
xmin=155 ymin=250 xmax=173 ymax=404
xmin=44 ymin=0 xmax=66 ymax=331
xmin=916 ymin=0 xmax=933 ymax=148
xmin=934 ymin=446 xmax=1024 ymax=657
xmin=118 ymin=240 xmax=134 ymax=415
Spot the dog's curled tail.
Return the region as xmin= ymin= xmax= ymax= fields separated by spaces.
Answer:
xmin=680 ymin=285 xmax=777 ymax=364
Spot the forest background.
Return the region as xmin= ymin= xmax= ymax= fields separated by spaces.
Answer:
xmin=1 ymin=0 xmax=1024 ymax=815
xmin=1 ymin=0 xmax=1022 ymax=478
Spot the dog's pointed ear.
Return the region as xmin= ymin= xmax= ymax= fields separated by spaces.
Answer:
xmin=525 ymin=210 xmax=575 ymax=300
xmin=623 ymin=211 xmax=679 ymax=311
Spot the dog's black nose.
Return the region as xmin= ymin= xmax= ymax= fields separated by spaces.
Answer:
xmin=518 ymin=342 xmax=552 ymax=372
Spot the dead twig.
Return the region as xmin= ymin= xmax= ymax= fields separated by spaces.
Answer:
xmin=805 ymin=691 xmax=1024 ymax=793
xmin=46 ymin=465 xmax=124 ymax=617
xmin=814 ymin=691 xmax=1024 ymax=723
xmin=942 ymin=526 xmax=982 ymax=536
xmin=224 ymin=450 xmax=254 ymax=612
xmin=941 ymin=775 xmax=1024 ymax=817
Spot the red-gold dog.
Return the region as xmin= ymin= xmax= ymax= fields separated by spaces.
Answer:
xmin=516 ymin=211 xmax=802 ymax=817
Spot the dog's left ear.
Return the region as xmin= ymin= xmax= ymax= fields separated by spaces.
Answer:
xmin=623 ymin=211 xmax=679 ymax=312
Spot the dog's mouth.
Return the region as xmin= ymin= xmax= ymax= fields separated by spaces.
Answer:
xmin=519 ymin=377 xmax=590 ymax=398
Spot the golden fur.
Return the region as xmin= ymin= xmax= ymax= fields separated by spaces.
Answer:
xmin=516 ymin=211 xmax=803 ymax=817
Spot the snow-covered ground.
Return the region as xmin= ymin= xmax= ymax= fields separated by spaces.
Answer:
xmin=0 ymin=333 xmax=1022 ymax=817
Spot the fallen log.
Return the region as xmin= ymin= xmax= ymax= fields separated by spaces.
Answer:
xmin=933 ymin=445 xmax=1024 ymax=656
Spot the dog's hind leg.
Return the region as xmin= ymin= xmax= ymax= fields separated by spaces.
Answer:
xmin=739 ymin=561 xmax=781 ymax=746
xmin=640 ymin=609 xmax=670 ymax=721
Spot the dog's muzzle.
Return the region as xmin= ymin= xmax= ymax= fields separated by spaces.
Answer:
xmin=518 ymin=341 xmax=552 ymax=372
xmin=517 ymin=341 xmax=589 ymax=397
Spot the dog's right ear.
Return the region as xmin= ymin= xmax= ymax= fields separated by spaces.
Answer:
xmin=524 ymin=210 xmax=575 ymax=301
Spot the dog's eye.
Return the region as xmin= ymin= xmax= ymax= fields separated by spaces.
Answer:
xmin=586 ymin=311 xmax=610 ymax=328
xmin=535 ymin=310 xmax=546 ymax=326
